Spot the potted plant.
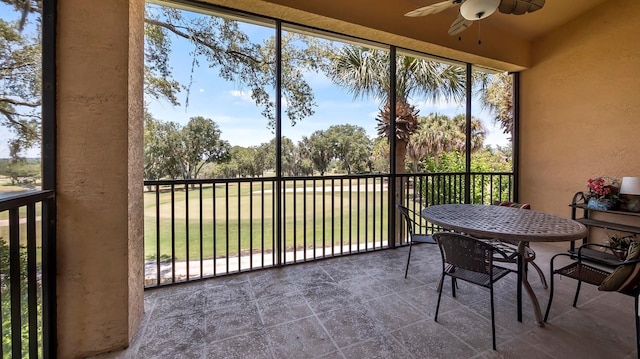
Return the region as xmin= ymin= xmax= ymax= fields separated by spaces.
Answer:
xmin=586 ymin=177 xmax=620 ymax=210
xmin=604 ymin=234 xmax=636 ymax=260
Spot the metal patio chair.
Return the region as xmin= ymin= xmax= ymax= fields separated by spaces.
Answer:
xmin=397 ymin=204 xmax=436 ymax=278
xmin=433 ymin=232 xmax=513 ymax=350
xmin=544 ymin=242 xmax=640 ymax=358
xmin=483 ymin=201 xmax=548 ymax=289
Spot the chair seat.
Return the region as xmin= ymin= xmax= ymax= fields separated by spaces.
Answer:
xmin=479 ymin=239 xmax=536 ymax=262
xmin=445 ymin=264 xmax=512 ymax=287
xmin=412 ymin=234 xmax=436 ymax=244
xmin=554 ymin=262 xmax=609 ymax=286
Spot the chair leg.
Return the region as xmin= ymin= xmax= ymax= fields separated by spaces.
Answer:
xmin=544 ymin=270 xmax=555 ymax=322
xmin=517 ymin=253 xmax=523 ymax=322
xmin=452 ymin=277 xmax=457 ymax=298
xmin=435 ymin=274 xmax=445 ymax=322
xmin=573 ymin=280 xmax=582 ymax=307
xmin=635 ymin=293 xmax=639 ymax=359
xmin=404 ymin=241 xmax=413 ymax=279
xmin=490 ymin=284 xmax=497 ymax=350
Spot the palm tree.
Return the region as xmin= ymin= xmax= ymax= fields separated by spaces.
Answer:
xmin=477 ymin=72 xmax=513 ymax=136
xmin=328 ymin=47 xmax=466 ymax=174
xmin=407 ymin=113 xmax=486 ymax=172
xmin=329 ymin=47 xmax=467 ymax=246
xmin=452 ymin=114 xmax=486 ymax=153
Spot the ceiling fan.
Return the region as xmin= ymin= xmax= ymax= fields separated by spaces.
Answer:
xmin=405 ymin=0 xmax=545 ymax=36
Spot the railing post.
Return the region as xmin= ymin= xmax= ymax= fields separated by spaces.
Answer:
xmin=389 ymin=46 xmax=398 ymax=248
xmin=275 ymin=20 xmax=283 ymax=266
xmin=464 ymin=63 xmax=472 ymax=204
xmin=512 ymin=72 xmax=520 ymax=203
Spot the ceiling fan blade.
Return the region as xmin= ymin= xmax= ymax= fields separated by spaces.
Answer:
xmin=498 ymin=0 xmax=545 ymax=15
xmin=448 ymin=13 xmax=473 ymax=36
xmin=405 ymin=0 xmax=463 ymax=17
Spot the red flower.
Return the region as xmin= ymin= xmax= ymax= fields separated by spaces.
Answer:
xmin=587 ymin=177 xmax=620 ymax=200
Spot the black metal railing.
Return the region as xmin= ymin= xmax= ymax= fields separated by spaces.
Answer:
xmin=144 ymin=173 xmax=513 ymax=287
xmin=143 ymin=172 xmax=513 ymax=287
xmin=0 ymin=190 xmax=56 ymax=358
xmin=398 ymin=172 xmax=514 ymax=235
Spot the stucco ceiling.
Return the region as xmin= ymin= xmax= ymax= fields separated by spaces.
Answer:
xmin=403 ymin=0 xmax=611 ymax=41
xmin=264 ymin=0 xmax=611 ymax=42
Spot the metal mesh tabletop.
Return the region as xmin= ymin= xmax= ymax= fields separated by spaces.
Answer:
xmin=421 ymin=204 xmax=588 ymax=242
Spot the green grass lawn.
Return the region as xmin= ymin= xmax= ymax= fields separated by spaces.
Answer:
xmin=0 ymin=178 xmax=390 ymax=263
xmin=144 ymin=179 xmax=390 ymax=261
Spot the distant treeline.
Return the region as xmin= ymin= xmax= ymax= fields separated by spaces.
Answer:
xmin=0 ymin=158 xmax=41 ymax=186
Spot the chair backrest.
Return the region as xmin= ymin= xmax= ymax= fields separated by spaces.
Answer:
xmin=397 ymin=205 xmax=417 ymax=237
xmin=433 ymin=232 xmax=495 ymax=275
xmin=492 ymin=201 xmax=531 ymax=209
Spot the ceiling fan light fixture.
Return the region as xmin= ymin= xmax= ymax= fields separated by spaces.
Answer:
xmin=460 ymin=0 xmax=500 ymax=20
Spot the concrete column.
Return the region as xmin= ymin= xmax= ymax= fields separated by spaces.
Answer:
xmin=56 ymin=0 xmax=144 ymax=357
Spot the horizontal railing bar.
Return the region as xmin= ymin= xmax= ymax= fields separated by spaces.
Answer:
xmin=143 ymin=171 xmax=513 ymax=186
xmin=0 ymin=190 xmax=55 ymax=211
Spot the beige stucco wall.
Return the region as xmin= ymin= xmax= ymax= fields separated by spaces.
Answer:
xmin=519 ymin=0 xmax=640 ymax=232
xmin=57 ymin=0 xmax=144 ymax=357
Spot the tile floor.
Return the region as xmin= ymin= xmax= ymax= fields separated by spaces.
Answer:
xmin=93 ymin=243 xmax=637 ymax=358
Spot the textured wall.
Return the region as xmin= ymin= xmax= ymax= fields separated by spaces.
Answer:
xmin=520 ymin=0 xmax=640 ymax=223
xmin=128 ymin=0 xmax=145 ymax=344
xmin=56 ymin=0 xmax=144 ymax=357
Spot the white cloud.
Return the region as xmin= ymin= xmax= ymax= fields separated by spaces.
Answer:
xmin=485 ymin=130 xmax=510 ymax=147
xmin=228 ymin=90 xmax=253 ymax=103
xmin=411 ymin=98 xmax=464 ymax=116
xmin=199 ymin=88 xmax=205 ymax=93
xmin=301 ymin=69 xmax=333 ymax=88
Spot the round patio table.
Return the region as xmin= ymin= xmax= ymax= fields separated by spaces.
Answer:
xmin=421 ymin=203 xmax=588 ymax=325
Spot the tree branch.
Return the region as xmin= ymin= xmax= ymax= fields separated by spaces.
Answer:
xmin=144 ymin=17 xmax=268 ymax=66
xmin=0 ymin=107 xmax=40 ymax=137
xmin=0 ymin=97 xmax=41 ymax=107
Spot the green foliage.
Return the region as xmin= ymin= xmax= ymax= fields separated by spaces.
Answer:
xmin=143 ymin=112 xmax=230 ymax=180
xmin=419 ymin=148 xmax=513 ymax=204
xmin=223 ymin=146 xmax=266 ymax=178
xmin=477 ymin=72 xmax=514 ymax=136
xmin=0 ymin=158 xmax=40 ymax=186
xmin=605 ymin=234 xmax=635 ymax=250
xmin=298 ymin=125 xmax=371 ymax=176
xmin=370 ymin=137 xmax=389 ymax=173
xmin=300 ymin=131 xmax=333 ymax=176
xmin=407 ymin=113 xmax=485 ymax=173
xmin=325 ymin=124 xmax=371 ymax=174
xmin=0 ymin=237 xmax=42 ymax=358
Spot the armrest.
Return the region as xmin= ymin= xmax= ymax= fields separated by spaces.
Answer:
xmin=577 ymin=243 xmax=619 ymax=262
xmin=616 ymin=257 xmax=640 ymax=268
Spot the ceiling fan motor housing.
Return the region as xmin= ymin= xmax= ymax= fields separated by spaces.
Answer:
xmin=460 ymin=0 xmax=501 ymax=20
